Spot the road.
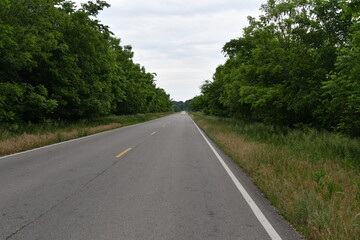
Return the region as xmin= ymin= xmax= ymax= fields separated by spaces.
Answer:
xmin=0 ymin=113 xmax=302 ymax=240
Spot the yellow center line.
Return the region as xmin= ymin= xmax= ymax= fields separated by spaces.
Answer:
xmin=116 ymin=148 xmax=132 ymax=158
xmin=151 ymin=131 xmax=157 ymax=135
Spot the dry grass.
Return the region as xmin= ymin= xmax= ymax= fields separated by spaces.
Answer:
xmin=191 ymin=113 xmax=360 ymax=240
xmin=0 ymin=112 xmax=172 ymax=157
xmin=0 ymin=123 xmax=121 ymax=156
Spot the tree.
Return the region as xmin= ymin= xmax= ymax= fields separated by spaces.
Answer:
xmin=193 ymin=0 xmax=358 ymax=134
xmin=0 ymin=0 xmax=172 ymax=123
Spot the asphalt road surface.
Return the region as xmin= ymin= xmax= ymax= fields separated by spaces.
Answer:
xmin=0 ymin=113 xmax=302 ymax=240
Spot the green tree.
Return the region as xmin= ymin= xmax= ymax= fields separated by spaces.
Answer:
xmin=319 ymin=16 xmax=360 ymax=135
xmin=0 ymin=0 xmax=172 ymax=123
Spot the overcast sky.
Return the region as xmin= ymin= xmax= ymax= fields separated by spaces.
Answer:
xmin=76 ymin=0 xmax=267 ymax=101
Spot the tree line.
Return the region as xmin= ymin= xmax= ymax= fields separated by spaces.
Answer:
xmin=172 ymin=100 xmax=192 ymax=112
xmin=0 ymin=0 xmax=173 ymax=123
xmin=190 ymin=0 xmax=359 ymax=136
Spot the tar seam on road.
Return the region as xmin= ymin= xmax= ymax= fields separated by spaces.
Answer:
xmin=3 ymin=118 xmax=171 ymax=239
xmin=190 ymin=117 xmax=283 ymax=240
xmin=5 ymin=148 xmax=135 ymax=240
xmin=116 ymin=148 xmax=133 ymax=158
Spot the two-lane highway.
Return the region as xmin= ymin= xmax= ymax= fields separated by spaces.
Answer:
xmin=0 ymin=113 xmax=301 ymax=239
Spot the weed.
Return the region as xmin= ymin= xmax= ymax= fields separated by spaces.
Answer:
xmin=354 ymin=213 xmax=360 ymax=227
xmin=312 ymin=170 xmax=326 ymax=186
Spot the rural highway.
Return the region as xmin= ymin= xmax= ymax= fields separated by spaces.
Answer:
xmin=0 ymin=113 xmax=302 ymax=240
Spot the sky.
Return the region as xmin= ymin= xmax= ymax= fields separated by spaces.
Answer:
xmin=75 ymin=0 xmax=267 ymax=101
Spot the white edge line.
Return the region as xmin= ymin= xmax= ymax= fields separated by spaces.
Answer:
xmin=0 ymin=115 xmax=172 ymax=160
xmin=191 ymin=118 xmax=282 ymax=240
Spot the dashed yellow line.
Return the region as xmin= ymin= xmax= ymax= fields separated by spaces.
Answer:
xmin=151 ymin=131 xmax=157 ymax=136
xmin=116 ymin=148 xmax=132 ymax=158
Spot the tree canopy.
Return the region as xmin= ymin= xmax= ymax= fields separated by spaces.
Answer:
xmin=190 ymin=0 xmax=360 ymax=136
xmin=172 ymin=100 xmax=192 ymax=112
xmin=0 ymin=0 xmax=173 ymax=123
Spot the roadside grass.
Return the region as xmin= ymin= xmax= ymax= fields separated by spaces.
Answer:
xmin=190 ymin=112 xmax=360 ymax=240
xmin=0 ymin=112 xmax=172 ymax=157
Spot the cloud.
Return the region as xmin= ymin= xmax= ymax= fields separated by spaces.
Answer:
xmin=76 ymin=0 xmax=267 ymax=100
xmin=104 ymin=0 xmax=265 ymax=16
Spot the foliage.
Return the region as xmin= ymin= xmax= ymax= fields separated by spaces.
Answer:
xmin=190 ymin=0 xmax=359 ymax=136
xmin=172 ymin=100 xmax=191 ymax=112
xmin=0 ymin=0 xmax=172 ymax=124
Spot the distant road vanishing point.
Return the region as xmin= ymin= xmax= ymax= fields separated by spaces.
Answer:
xmin=0 ymin=113 xmax=301 ymax=240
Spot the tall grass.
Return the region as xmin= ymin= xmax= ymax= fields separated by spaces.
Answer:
xmin=0 ymin=113 xmax=172 ymax=156
xmin=190 ymin=112 xmax=360 ymax=240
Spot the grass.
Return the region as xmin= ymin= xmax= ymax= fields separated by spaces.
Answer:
xmin=0 ymin=112 xmax=172 ymax=157
xmin=190 ymin=112 xmax=360 ymax=240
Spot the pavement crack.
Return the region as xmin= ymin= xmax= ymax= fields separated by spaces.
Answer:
xmin=6 ymin=192 xmax=73 ymax=239
xmin=5 ymin=154 xmax=130 ymax=239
